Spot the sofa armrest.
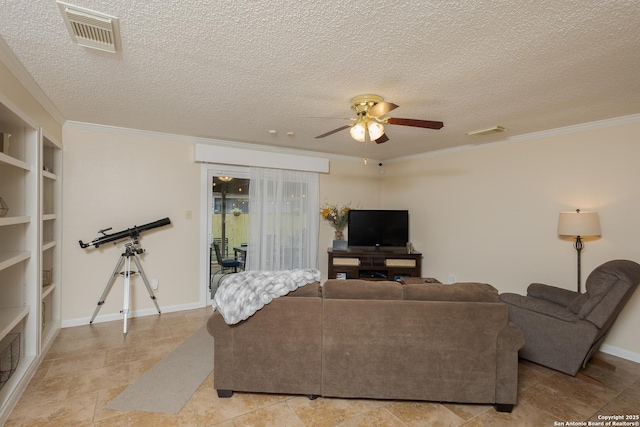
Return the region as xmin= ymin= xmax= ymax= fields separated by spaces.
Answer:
xmin=208 ymin=297 xmax=323 ymax=396
xmin=495 ymin=323 xmax=525 ymax=405
xmin=207 ymin=311 xmax=234 ymax=390
xmin=499 ymin=293 xmax=580 ymax=322
xmin=526 ymin=283 xmax=579 ymax=307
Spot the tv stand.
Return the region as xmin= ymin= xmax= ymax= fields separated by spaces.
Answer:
xmin=363 ymin=247 xmax=392 ymax=252
xmin=328 ymin=248 xmax=422 ymax=281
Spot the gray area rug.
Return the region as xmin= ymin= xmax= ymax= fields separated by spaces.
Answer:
xmin=107 ymin=326 xmax=214 ymax=414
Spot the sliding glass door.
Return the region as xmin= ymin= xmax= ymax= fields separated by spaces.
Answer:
xmin=205 ymin=166 xmax=249 ymax=302
xmin=211 ymin=177 xmax=249 ymax=260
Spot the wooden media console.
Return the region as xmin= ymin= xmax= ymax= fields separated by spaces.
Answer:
xmin=327 ymin=248 xmax=422 ymax=281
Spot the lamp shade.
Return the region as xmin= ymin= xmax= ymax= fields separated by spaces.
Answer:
xmin=349 ymin=122 xmax=366 ymax=142
xmin=557 ymin=210 xmax=601 ymax=236
xmin=367 ymin=121 xmax=384 ymax=140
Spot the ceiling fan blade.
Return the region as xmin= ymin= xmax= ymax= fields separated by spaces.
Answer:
xmin=375 ymin=134 xmax=389 ymax=144
xmin=368 ymin=101 xmax=399 ymax=118
xmin=386 ymin=117 xmax=444 ymax=130
xmin=315 ymin=124 xmax=352 ymax=138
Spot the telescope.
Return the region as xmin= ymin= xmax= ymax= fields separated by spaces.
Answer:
xmin=82 ymin=217 xmax=171 ymax=336
xmin=79 ymin=217 xmax=171 ymax=249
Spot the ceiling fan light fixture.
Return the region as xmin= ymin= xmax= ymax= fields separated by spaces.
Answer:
xmin=367 ymin=121 xmax=385 ymax=140
xmin=316 ymin=94 xmax=445 ymax=142
xmin=349 ymin=121 xmax=366 ymax=142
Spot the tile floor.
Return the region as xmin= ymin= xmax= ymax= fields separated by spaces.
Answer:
xmin=6 ymin=307 xmax=640 ymax=426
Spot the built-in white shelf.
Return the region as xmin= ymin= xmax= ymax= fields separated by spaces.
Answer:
xmin=0 ymin=251 xmax=31 ymax=271
xmin=0 ymin=216 xmax=30 ymax=227
xmin=1 ymin=88 xmax=62 ymax=424
xmin=42 ymin=241 xmax=56 ymax=251
xmin=0 ymin=306 xmax=30 ymax=342
xmin=41 ymin=283 xmax=56 ymax=300
xmin=0 ymin=152 xmax=30 ymax=171
xmin=42 ymin=170 xmax=56 ymax=180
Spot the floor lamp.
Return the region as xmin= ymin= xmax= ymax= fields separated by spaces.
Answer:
xmin=557 ymin=209 xmax=601 ymax=293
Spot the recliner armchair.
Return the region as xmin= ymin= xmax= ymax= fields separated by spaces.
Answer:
xmin=499 ymin=259 xmax=640 ymax=377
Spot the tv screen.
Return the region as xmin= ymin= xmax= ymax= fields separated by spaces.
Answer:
xmin=347 ymin=210 xmax=409 ymax=248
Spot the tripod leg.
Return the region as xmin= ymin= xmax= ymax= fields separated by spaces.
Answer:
xmin=90 ymin=255 xmax=126 ymax=324
xmin=122 ymin=255 xmax=132 ymax=336
xmin=132 ymin=255 xmax=161 ymax=314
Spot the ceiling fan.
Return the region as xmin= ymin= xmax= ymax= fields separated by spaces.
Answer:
xmin=315 ymin=94 xmax=444 ymax=144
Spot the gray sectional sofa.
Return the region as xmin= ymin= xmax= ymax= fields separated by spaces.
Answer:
xmin=207 ymin=279 xmax=525 ymax=412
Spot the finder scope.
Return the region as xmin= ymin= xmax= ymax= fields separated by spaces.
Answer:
xmin=79 ymin=217 xmax=171 ymax=249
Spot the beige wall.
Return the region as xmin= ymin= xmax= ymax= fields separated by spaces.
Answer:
xmin=0 ymin=60 xmax=61 ymax=141
xmin=61 ymin=124 xmax=202 ymax=322
xmin=381 ymin=119 xmax=640 ymax=358
xmin=318 ymin=159 xmax=383 ymax=279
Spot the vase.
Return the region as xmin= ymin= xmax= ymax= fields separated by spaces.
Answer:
xmin=334 ymin=230 xmax=344 ymax=240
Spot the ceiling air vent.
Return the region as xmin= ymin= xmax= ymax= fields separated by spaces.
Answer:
xmin=57 ymin=1 xmax=120 ymax=53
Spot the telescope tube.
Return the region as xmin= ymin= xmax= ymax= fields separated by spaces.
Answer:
xmin=79 ymin=217 xmax=171 ymax=248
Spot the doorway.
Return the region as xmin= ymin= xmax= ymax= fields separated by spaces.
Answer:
xmin=203 ymin=165 xmax=249 ymax=304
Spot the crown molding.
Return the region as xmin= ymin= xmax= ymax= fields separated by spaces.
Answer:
xmin=0 ymin=36 xmax=66 ymax=126
xmin=386 ymin=113 xmax=640 ymax=164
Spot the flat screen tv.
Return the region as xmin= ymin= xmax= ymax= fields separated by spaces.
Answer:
xmin=347 ymin=210 xmax=409 ymax=249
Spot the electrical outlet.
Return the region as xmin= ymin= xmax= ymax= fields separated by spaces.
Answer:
xmin=447 ymin=274 xmax=455 ymax=284
xmin=186 ymin=210 xmax=192 ymax=220
xmin=151 ymin=278 xmax=159 ymax=290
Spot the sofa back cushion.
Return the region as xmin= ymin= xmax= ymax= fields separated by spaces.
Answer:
xmin=577 ymin=260 xmax=640 ymax=328
xmin=404 ymin=282 xmax=499 ymax=302
xmin=323 ymin=279 xmax=403 ymax=300
xmin=285 ymin=281 xmax=322 ymax=297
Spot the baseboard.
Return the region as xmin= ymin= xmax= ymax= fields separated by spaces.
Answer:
xmin=61 ymin=301 xmax=207 ymax=328
xmin=599 ymin=344 xmax=640 ymax=364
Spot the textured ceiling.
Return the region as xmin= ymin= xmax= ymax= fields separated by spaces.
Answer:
xmin=1 ymin=0 xmax=640 ymax=160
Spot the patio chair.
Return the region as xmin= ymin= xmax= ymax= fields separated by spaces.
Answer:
xmin=212 ymin=241 xmax=243 ymax=276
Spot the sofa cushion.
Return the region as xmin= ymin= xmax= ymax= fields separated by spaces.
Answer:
xmin=400 ymin=277 xmax=441 ymax=285
xmin=284 ymin=281 xmax=322 ymax=297
xmin=322 ymin=279 xmax=403 ymax=300
xmin=579 ymin=260 xmax=640 ymax=327
xmin=568 ymin=292 xmax=589 ymax=314
xmin=527 ymin=282 xmax=578 ymax=307
xmin=578 ymin=274 xmax=617 ymax=319
xmin=500 ymin=292 xmax=581 ymax=322
xmin=404 ymin=282 xmax=499 ymax=302
xmin=577 ymin=272 xmax=617 ymax=319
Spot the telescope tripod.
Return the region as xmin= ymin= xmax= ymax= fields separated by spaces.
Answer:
xmin=89 ymin=241 xmax=161 ymax=336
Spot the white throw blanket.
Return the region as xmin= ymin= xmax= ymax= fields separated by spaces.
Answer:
xmin=213 ymin=269 xmax=321 ymax=325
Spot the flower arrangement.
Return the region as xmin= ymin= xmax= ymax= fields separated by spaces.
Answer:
xmin=321 ymin=202 xmax=351 ymax=240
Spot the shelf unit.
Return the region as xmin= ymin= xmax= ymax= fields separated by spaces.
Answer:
xmin=327 ymin=248 xmax=422 ymax=281
xmin=0 ymin=100 xmax=61 ymax=421
xmin=40 ymin=133 xmax=62 ymax=350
